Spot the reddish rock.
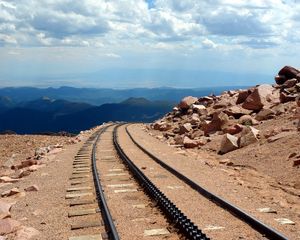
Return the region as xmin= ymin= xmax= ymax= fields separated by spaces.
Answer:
xmin=183 ymin=136 xmax=199 ymax=148
xmin=179 ymin=123 xmax=192 ymax=134
xmin=223 ymin=124 xmax=244 ymax=135
xmin=202 ymin=112 xmax=229 ymax=135
xmin=178 ymin=96 xmax=198 ymax=110
xmin=282 ymin=78 xmax=297 ymax=88
xmin=279 ymin=92 xmax=297 ymax=103
xmin=24 ymin=185 xmax=39 ymax=192
xmin=174 ymin=135 xmax=184 ymax=145
xmin=236 ymin=90 xmax=251 ymax=104
xmin=152 ymin=122 xmax=172 ymax=131
xmin=293 ymin=159 xmax=300 ymax=167
xmin=0 ymin=218 xmax=21 ymax=235
xmin=274 ymin=75 xmax=287 ymax=85
xmin=278 ymin=66 xmax=300 ymax=81
xmin=219 ymin=134 xmax=239 ymax=154
xmin=296 ymin=96 xmax=300 ymax=107
xmin=255 ymin=108 xmax=275 ymax=121
xmin=224 ymin=106 xmax=252 ymax=118
xmin=12 ymin=160 xmax=38 ymax=170
xmin=242 ymin=84 xmax=273 ymax=110
xmin=18 ymin=169 xmax=31 ymax=178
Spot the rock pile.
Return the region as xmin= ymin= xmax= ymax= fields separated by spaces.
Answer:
xmin=150 ymin=66 xmax=300 ymax=154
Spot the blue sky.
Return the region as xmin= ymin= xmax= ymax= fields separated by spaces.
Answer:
xmin=1 ymin=0 xmax=300 ymax=88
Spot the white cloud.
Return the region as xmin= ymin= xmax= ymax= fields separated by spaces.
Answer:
xmin=0 ymin=0 xmax=298 ymax=50
xmin=105 ymin=53 xmax=121 ymax=58
xmin=202 ymin=38 xmax=217 ymax=49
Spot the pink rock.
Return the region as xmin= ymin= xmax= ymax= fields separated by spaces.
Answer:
xmin=24 ymin=185 xmax=39 ymax=192
xmin=242 ymin=84 xmax=273 ymax=110
xmin=0 ymin=200 xmax=16 ymax=219
xmin=0 ymin=176 xmax=19 ymax=183
xmin=183 ymin=136 xmax=199 ymax=148
xmin=202 ymin=111 xmax=229 ymax=135
xmin=223 ymin=124 xmax=244 ymax=135
xmin=178 ymin=96 xmax=198 ymax=110
xmin=0 ymin=218 xmax=21 ymax=235
xmin=16 ymin=226 xmax=39 ymax=240
xmin=236 ymin=90 xmax=251 ymax=104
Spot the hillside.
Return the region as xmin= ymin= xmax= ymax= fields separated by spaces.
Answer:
xmin=0 ymin=97 xmax=173 ymax=134
xmin=149 ymin=66 xmax=300 ymax=189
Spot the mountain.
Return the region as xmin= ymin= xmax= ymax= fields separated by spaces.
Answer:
xmin=0 ymin=96 xmax=15 ymax=113
xmin=0 ymin=86 xmax=249 ymax=106
xmin=0 ymin=97 xmax=174 ymax=134
xmin=19 ymin=97 xmax=93 ymax=116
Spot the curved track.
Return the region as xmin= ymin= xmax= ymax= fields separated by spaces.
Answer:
xmin=123 ymin=124 xmax=289 ymax=240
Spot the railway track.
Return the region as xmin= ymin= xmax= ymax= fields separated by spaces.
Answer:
xmin=67 ymin=124 xmax=208 ymax=240
xmin=117 ymin=124 xmax=290 ymax=240
xmin=65 ymin=123 xmax=289 ymax=240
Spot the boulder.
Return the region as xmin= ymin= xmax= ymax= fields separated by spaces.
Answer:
xmin=190 ymin=113 xmax=200 ymax=125
xmin=202 ymin=111 xmax=229 ymax=135
xmin=242 ymin=84 xmax=273 ymax=110
xmin=238 ymin=115 xmax=258 ymax=126
xmin=179 ymin=123 xmax=192 ymax=134
xmin=219 ymin=134 xmax=239 ymax=154
xmin=279 ymin=92 xmax=297 ymax=103
xmin=152 ymin=122 xmax=172 ymax=131
xmin=183 ymin=136 xmax=199 ymax=148
xmin=255 ymin=108 xmax=275 ymax=121
xmin=282 ymin=78 xmax=297 ymax=88
xmin=239 ymin=126 xmax=260 ymax=147
xmin=278 ymin=66 xmax=300 ymax=81
xmin=12 ymin=160 xmax=38 ymax=170
xmin=236 ymin=90 xmax=251 ymax=104
xmin=174 ymin=135 xmax=184 ymax=145
xmin=0 ymin=218 xmax=21 ymax=235
xmin=192 ymin=104 xmax=207 ymax=115
xmin=183 ymin=136 xmax=206 ymax=148
xmin=178 ymin=96 xmax=198 ymax=110
xmin=274 ymin=75 xmax=287 ymax=85
xmin=224 ymin=106 xmax=252 ymax=119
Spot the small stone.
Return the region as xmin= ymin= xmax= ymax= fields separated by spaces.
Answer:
xmin=24 ymin=185 xmax=39 ymax=192
xmin=275 ymin=218 xmax=295 ymax=225
xmin=179 ymin=123 xmax=192 ymax=134
xmin=239 ymin=126 xmax=259 ymax=148
xmin=293 ymin=159 xmax=300 ymax=167
xmin=257 ymin=207 xmax=277 ymax=213
xmin=0 ymin=176 xmax=19 ymax=183
xmin=1 ymin=188 xmax=20 ymax=197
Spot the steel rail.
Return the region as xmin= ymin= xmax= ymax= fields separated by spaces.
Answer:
xmin=113 ymin=124 xmax=209 ymax=240
xmin=91 ymin=125 xmax=120 ymax=240
xmin=125 ymin=125 xmax=289 ymax=240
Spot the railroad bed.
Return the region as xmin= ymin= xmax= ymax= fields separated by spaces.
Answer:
xmin=65 ymin=124 xmax=289 ymax=240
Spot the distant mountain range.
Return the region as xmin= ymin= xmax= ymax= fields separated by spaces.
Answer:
xmin=0 ymin=97 xmax=174 ymax=134
xmin=0 ymin=86 xmax=249 ymax=106
xmin=0 ymin=86 xmax=250 ymax=134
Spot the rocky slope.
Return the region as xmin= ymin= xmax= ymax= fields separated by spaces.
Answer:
xmin=149 ymin=66 xmax=300 ymax=187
